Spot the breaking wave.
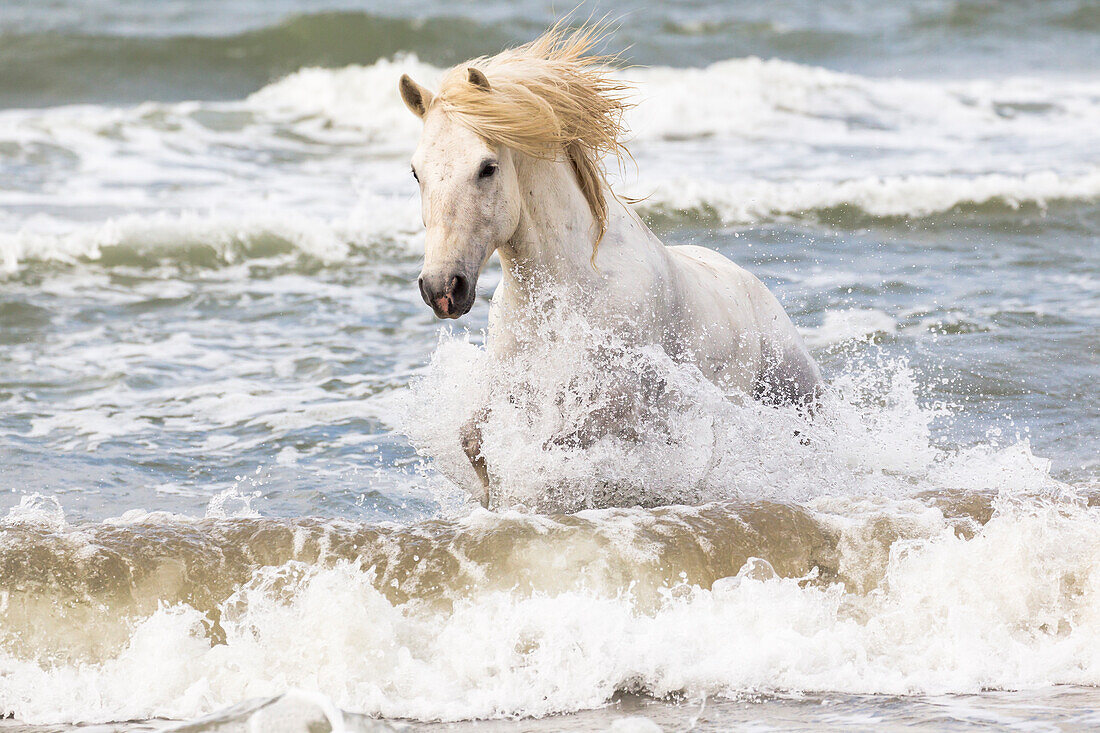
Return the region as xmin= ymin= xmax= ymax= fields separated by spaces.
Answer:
xmin=4 ymin=53 xmax=1100 ymax=275
xmin=3 ymin=482 xmax=1097 ymax=724
xmin=636 ymin=170 xmax=1100 ymax=226
xmin=2 ymin=301 xmax=1091 ymax=725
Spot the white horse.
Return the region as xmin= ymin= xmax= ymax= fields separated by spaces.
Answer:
xmin=399 ymin=25 xmax=822 ymax=506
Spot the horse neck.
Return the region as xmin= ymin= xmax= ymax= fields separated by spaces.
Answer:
xmin=497 ymin=154 xmax=607 ymax=294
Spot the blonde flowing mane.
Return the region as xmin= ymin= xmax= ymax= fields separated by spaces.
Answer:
xmin=433 ymin=23 xmax=634 ymax=255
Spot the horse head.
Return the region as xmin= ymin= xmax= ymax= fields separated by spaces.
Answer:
xmin=400 ymin=70 xmax=523 ymax=319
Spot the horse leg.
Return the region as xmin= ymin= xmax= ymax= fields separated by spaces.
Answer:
xmin=460 ymin=411 xmax=490 ymax=507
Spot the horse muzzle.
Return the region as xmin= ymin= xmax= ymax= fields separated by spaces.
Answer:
xmin=418 ymin=270 xmax=476 ymax=319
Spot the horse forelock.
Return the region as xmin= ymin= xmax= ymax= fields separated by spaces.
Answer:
xmin=433 ymin=21 xmax=634 ymax=258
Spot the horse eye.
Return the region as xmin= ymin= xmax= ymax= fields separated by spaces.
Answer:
xmin=479 ymin=162 xmax=497 ymax=179
xmin=411 ymin=166 xmax=419 ymax=182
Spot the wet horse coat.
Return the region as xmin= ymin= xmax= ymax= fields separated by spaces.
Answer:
xmin=399 ymin=26 xmax=823 ymax=504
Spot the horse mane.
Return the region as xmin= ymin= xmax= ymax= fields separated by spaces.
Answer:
xmin=434 ymin=22 xmax=634 ymax=258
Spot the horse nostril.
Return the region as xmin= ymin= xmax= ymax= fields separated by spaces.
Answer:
xmin=417 ymin=276 xmax=430 ymax=305
xmin=450 ymin=274 xmax=469 ymax=302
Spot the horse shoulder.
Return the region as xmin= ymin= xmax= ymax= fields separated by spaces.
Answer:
xmin=665 ymin=245 xmax=778 ymax=320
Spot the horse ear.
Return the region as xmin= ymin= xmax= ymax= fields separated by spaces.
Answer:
xmin=467 ymin=67 xmax=491 ymax=92
xmin=399 ymin=74 xmax=433 ymax=118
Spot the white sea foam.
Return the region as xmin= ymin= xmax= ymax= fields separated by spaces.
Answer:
xmin=3 ymin=281 xmax=1086 ymax=726
xmin=3 ymin=56 xmax=1099 ymax=273
xmin=634 ymin=169 xmax=1100 ymax=224
xmin=3 ymin=493 xmax=1098 ymax=725
xmin=1 ymin=494 xmax=67 ymax=531
xmin=0 ymin=309 xmax=1090 ymax=726
xmin=0 ymin=209 xmax=398 ymax=274
xmin=253 ymin=56 xmax=1100 ymax=156
xmin=204 ymin=488 xmax=264 ymax=519
xmin=801 ymin=308 xmax=898 ymax=348
xmin=7 ymin=164 xmax=1097 ymax=274
xmin=244 ymin=55 xmax=443 ymax=146
xmin=401 ymin=305 xmax=1066 ymax=513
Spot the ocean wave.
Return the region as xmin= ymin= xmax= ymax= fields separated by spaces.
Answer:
xmin=3 ymin=1 xmax=1099 ymax=107
xmin=627 ymin=58 xmax=1100 ymax=146
xmin=0 ymin=197 xmax=1085 ymax=280
xmin=0 ymin=211 xmax=346 ymax=274
xmin=3 ymin=484 xmax=1098 ymax=724
xmin=800 ymin=308 xmax=898 ymax=348
xmin=4 ymin=54 xmax=1100 ymax=277
xmin=634 ymin=170 xmax=1100 ymax=226
xmin=1 ymin=247 xmax=1094 ymax=726
xmin=0 ymin=12 xmax=514 ymax=108
xmin=3 ymin=308 xmax=1084 ymax=728
xmin=250 ymin=55 xmax=1100 ymax=152
xmin=4 ymin=170 xmax=1098 ymax=275
xmin=0 ymin=202 xmax=426 ymax=275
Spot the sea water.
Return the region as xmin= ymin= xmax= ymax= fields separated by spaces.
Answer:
xmin=0 ymin=1 xmax=1098 ymax=730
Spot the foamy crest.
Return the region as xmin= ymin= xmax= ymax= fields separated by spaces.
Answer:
xmin=634 ymin=169 xmax=1100 ymax=225
xmin=627 ymin=58 xmax=1100 ymax=146
xmin=248 ymin=56 xmax=1100 ymax=158
xmin=3 ymin=497 xmax=1099 ymax=725
xmin=0 ymin=206 xmax=426 ymax=275
xmin=801 ymin=308 xmax=897 ymax=349
xmin=3 ymin=56 xmax=1099 ymax=275
xmin=245 ymin=54 xmax=443 ymax=146
xmin=205 ymin=487 xmax=264 ymax=519
xmin=1 ymin=494 xmax=66 ymax=531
